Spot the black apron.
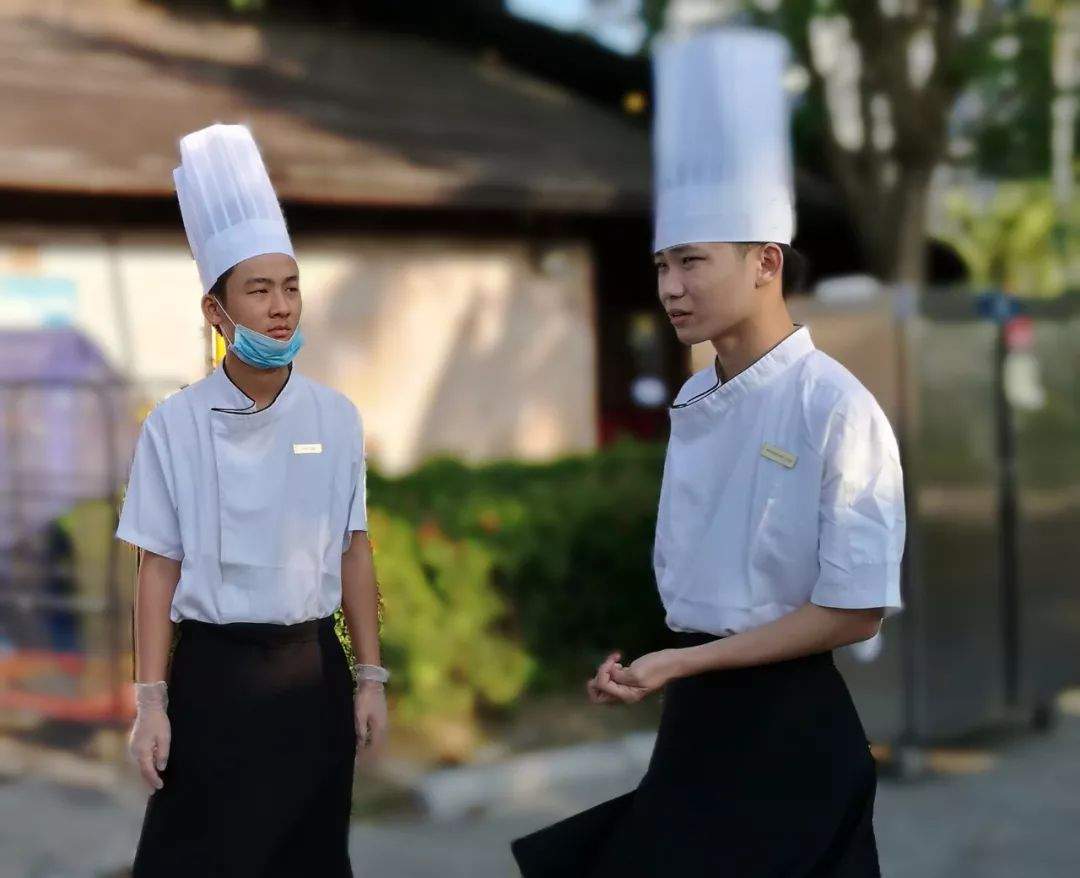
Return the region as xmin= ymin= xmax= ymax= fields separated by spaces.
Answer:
xmin=512 ymin=632 xmax=880 ymax=877
xmin=132 ymin=616 xmax=356 ymax=877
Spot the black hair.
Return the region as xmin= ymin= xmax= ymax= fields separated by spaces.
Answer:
xmin=735 ymin=242 xmax=809 ymax=298
xmin=207 ymin=266 xmax=234 ymax=337
xmin=208 ymin=265 xmax=234 ymax=305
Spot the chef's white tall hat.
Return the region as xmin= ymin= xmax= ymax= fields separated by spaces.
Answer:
xmin=652 ymin=28 xmax=795 ymax=253
xmin=173 ymin=123 xmax=294 ymax=293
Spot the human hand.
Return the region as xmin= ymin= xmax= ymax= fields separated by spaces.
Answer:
xmin=355 ymin=680 xmax=388 ymax=752
xmin=586 ymin=651 xmax=625 ymax=705
xmin=128 ymin=682 xmax=170 ymax=791
xmin=597 ymin=649 xmax=682 ymax=704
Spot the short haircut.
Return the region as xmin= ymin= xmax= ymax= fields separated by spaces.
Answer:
xmin=207 ymin=266 xmax=234 ymax=337
xmin=734 ymin=242 xmax=808 ymax=298
xmin=208 ymin=265 xmax=234 ymax=306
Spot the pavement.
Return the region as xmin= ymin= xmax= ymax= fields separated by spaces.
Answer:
xmin=2 ymin=692 xmax=1079 ymax=877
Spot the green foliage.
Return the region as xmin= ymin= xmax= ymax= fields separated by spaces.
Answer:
xmin=958 ymin=17 xmax=1057 ymax=179
xmin=939 ymin=180 xmax=1077 ymax=297
xmin=335 ymin=509 xmax=532 ymax=734
xmin=373 ymin=509 xmax=533 ymax=722
xmin=650 ymin=1 xmax=1065 ymax=181
xmin=367 ymin=439 xmax=671 ymax=689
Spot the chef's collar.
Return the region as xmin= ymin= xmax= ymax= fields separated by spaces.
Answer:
xmin=208 ymin=362 xmax=296 ymax=424
xmin=672 ymin=325 xmax=815 ymax=417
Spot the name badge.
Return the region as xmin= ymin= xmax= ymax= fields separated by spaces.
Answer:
xmin=293 ymin=443 xmax=323 ymax=455
xmin=761 ymin=443 xmax=797 ymax=469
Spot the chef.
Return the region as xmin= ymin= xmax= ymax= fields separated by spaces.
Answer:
xmin=119 ymin=123 xmax=387 ymax=877
xmin=512 ymin=28 xmax=905 ymax=878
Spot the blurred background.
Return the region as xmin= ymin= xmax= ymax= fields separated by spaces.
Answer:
xmin=0 ymin=0 xmax=1078 ymax=875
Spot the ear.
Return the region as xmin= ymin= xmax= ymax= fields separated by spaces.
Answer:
xmin=201 ymin=294 xmax=227 ymax=338
xmin=756 ymin=243 xmax=783 ymax=289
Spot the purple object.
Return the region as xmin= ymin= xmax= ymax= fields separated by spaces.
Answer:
xmin=0 ymin=327 xmax=118 ymax=383
xmin=0 ymin=328 xmax=132 ymax=550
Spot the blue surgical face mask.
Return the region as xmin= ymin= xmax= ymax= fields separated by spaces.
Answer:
xmin=212 ymin=297 xmax=305 ymax=370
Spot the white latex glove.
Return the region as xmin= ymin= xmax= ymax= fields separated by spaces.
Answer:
xmin=354 ymin=680 xmax=388 ymax=752
xmin=128 ymin=682 xmax=171 ymax=791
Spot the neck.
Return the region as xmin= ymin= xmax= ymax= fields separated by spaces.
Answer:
xmin=710 ymin=294 xmax=795 ymax=383
xmin=222 ymin=349 xmax=290 ymax=410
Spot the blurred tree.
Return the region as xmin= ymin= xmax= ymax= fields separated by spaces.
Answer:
xmin=158 ymin=0 xmax=1075 ymax=283
xmin=939 ymin=179 xmax=1077 ymax=297
xmin=961 ymin=16 xmax=1055 ymax=179
xmin=638 ymin=1 xmax=1069 ymax=285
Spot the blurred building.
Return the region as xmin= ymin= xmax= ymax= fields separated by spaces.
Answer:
xmin=0 ymin=1 xmax=665 ymax=472
xmin=0 ymin=1 xmax=964 ymax=472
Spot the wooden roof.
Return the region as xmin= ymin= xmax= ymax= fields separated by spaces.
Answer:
xmin=0 ymin=2 xmax=652 ymax=214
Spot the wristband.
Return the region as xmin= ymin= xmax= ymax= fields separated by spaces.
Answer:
xmin=354 ymin=663 xmax=390 ymax=685
xmin=134 ymin=681 xmax=168 ymax=711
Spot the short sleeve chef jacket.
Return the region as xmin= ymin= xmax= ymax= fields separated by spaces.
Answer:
xmin=116 ymin=366 xmax=367 ymax=625
xmin=654 ymin=326 xmax=905 ymax=637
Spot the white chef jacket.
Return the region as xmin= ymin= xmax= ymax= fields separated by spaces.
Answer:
xmin=116 ymin=365 xmax=367 ymax=625
xmin=654 ymin=326 xmax=905 ymax=636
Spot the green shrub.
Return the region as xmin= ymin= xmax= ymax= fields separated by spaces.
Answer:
xmin=367 ymin=439 xmax=670 ymax=690
xmin=336 ymin=508 xmax=533 ymax=756
xmin=333 ymin=440 xmax=669 ymax=755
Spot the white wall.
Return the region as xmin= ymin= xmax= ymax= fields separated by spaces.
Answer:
xmin=0 ymin=228 xmax=598 ymax=473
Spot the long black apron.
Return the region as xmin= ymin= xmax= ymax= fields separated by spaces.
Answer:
xmin=512 ymin=632 xmax=880 ymax=877
xmin=132 ymin=616 xmax=356 ymax=877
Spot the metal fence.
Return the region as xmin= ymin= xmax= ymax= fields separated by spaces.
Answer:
xmin=792 ymin=287 xmax=1080 ymax=757
xmin=0 ymin=376 xmax=136 ymax=746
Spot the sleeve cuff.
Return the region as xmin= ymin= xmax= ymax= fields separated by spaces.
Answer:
xmin=115 ymin=527 xmax=183 ymax=561
xmin=811 ymin=559 xmax=903 ymax=617
xmin=342 ymin=527 xmax=369 ymax=552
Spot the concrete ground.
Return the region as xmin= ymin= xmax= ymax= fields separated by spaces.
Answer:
xmin=2 ymin=696 xmax=1079 ymax=877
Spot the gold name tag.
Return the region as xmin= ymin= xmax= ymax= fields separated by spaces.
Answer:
xmin=761 ymin=443 xmax=797 ymax=469
xmin=293 ymin=443 xmax=323 ymax=455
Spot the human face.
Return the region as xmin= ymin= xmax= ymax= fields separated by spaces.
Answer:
xmin=204 ymin=252 xmax=301 ymax=343
xmin=654 ymin=243 xmax=761 ymax=346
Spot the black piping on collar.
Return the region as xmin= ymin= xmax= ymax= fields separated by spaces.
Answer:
xmin=670 ymin=324 xmax=803 ymax=410
xmin=212 ymin=362 xmax=293 ymax=415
